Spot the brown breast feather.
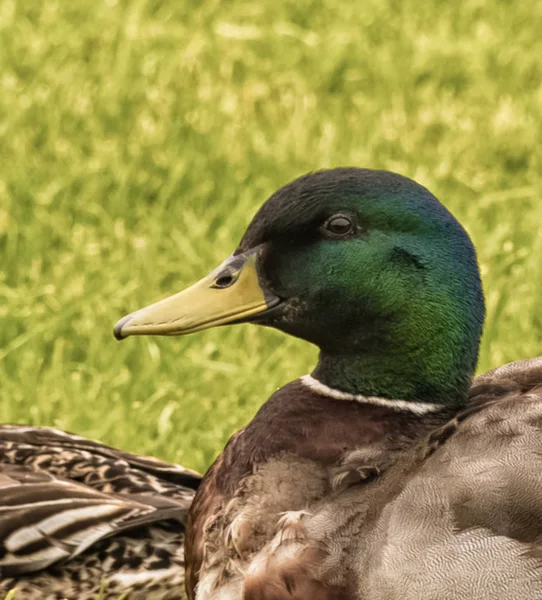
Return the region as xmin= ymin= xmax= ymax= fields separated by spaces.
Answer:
xmin=184 ymin=380 xmax=455 ymax=598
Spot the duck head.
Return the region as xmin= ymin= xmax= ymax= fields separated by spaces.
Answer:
xmin=114 ymin=168 xmax=485 ymax=405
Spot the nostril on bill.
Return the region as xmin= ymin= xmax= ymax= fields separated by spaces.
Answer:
xmin=213 ymin=272 xmax=237 ymax=289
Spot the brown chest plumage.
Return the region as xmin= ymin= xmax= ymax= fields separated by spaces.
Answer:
xmin=185 ymin=380 xmax=452 ymax=599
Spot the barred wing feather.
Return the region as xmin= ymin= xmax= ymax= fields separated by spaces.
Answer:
xmin=0 ymin=426 xmax=200 ymax=599
xmin=0 ymin=465 xmax=185 ymax=576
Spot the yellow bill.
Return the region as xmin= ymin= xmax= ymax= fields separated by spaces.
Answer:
xmin=114 ymin=252 xmax=278 ymax=340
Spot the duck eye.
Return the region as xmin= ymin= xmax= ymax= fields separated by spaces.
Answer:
xmin=323 ymin=215 xmax=354 ymax=238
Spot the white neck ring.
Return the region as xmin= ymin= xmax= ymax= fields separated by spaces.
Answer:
xmin=300 ymin=374 xmax=442 ymax=415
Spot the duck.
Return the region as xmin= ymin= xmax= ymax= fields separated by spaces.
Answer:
xmin=115 ymin=167 xmax=542 ymax=600
xmin=0 ymin=424 xmax=201 ymax=599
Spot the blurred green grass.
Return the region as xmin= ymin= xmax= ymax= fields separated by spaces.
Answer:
xmin=0 ymin=0 xmax=541 ymax=475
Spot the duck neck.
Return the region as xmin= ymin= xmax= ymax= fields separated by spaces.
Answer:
xmin=312 ymin=348 xmax=470 ymax=406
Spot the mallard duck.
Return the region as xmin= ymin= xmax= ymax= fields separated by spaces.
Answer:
xmin=0 ymin=425 xmax=200 ymax=599
xmin=115 ymin=167 xmax=542 ymax=600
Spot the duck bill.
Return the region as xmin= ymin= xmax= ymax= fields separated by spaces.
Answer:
xmin=114 ymin=252 xmax=279 ymax=340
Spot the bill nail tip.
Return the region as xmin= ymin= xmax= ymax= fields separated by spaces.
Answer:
xmin=113 ymin=315 xmax=133 ymax=340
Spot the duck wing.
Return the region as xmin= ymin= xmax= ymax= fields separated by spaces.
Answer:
xmin=361 ymin=357 xmax=542 ymax=599
xmin=0 ymin=426 xmax=201 ymax=599
xmin=0 ymin=464 xmax=186 ymax=576
xmin=0 ymin=424 xmax=201 ymax=495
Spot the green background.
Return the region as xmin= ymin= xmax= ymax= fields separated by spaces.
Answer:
xmin=1 ymin=0 xmax=541 ymax=474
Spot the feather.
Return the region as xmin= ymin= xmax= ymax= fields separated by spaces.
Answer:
xmin=0 ymin=426 xmax=200 ymax=599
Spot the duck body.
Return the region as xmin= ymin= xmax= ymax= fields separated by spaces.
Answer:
xmin=196 ymin=359 xmax=542 ymax=600
xmin=0 ymin=425 xmax=200 ymax=599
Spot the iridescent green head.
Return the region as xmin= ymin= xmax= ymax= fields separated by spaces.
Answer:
xmin=115 ymin=168 xmax=485 ymax=405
